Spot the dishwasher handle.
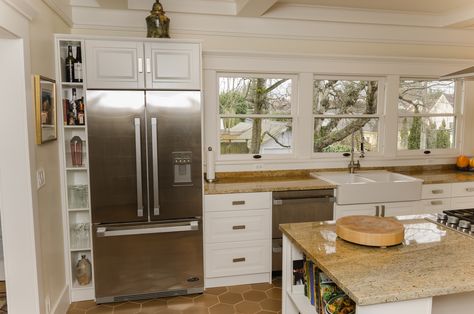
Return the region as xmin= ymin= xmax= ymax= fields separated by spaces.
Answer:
xmin=273 ymin=196 xmax=335 ymax=206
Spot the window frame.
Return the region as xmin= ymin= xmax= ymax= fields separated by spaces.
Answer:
xmin=216 ymin=72 xmax=299 ymax=161
xmin=311 ymin=75 xmax=386 ymax=158
xmin=396 ymin=78 xmax=463 ymax=157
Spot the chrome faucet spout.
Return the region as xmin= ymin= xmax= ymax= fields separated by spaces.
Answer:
xmin=348 ymin=131 xmax=361 ymax=173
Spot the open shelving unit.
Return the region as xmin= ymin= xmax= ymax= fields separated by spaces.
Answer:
xmin=55 ymin=35 xmax=95 ymax=302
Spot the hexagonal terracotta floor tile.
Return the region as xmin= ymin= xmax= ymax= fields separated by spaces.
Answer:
xmin=140 ymin=299 xmax=167 ymax=313
xmin=228 ymin=284 xmax=251 ymax=294
xmin=114 ymin=302 xmax=141 ymax=313
xmin=155 ymin=309 xmax=183 ymax=314
xmin=205 ymin=286 xmax=228 ymax=295
xmin=219 ymin=292 xmax=244 ymax=304
xmin=243 ymin=290 xmax=267 ymax=302
xmin=235 ymin=300 xmax=261 ymax=314
xmin=259 ymin=298 xmax=281 ymax=312
xmin=86 ymin=305 xmax=114 ymax=314
xmin=73 ymin=300 xmax=99 ymax=310
xmin=167 ymin=296 xmax=194 ymax=311
xmin=250 ymin=283 xmax=273 ymax=291
xmin=194 ymin=294 xmax=219 ymax=307
xmin=209 ymin=303 xmax=235 ymax=314
xmin=265 ymin=288 xmax=282 ymax=300
xmin=182 ymin=305 xmax=209 ymax=314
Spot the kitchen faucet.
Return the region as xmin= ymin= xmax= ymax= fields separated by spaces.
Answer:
xmin=348 ymin=131 xmax=364 ymax=173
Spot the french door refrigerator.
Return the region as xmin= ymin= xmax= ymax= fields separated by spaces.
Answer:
xmin=87 ymin=90 xmax=203 ymax=303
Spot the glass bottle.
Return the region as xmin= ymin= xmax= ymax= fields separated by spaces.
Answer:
xmin=75 ymin=255 xmax=92 ymax=286
xmin=70 ymin=136 xmax=83 ymax=167
xmin=74 ymin=46 xmax=83 ymax=83
xmin=65 ymin=45 xmax=76 ymax=83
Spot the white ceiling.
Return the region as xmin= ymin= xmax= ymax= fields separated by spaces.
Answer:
xmin=277 ymin=0 xmax=474 ymax=14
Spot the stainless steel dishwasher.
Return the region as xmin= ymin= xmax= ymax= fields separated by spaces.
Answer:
xmin=272 ymin=189 xmax=334 ymax=271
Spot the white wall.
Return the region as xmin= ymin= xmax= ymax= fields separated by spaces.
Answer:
xmin=0 ymin=0 xmax=70 ymax=313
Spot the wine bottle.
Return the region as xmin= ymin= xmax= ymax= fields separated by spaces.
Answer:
xmin=69 ymin=88 xmax=78 ymax=125
xmin=65 ymin=45 xmax=76 ymax=83
xmin=77 ymin=97 xmax=85 ymax=125
xmin=74 ymin=46 xmax=83 ymax=83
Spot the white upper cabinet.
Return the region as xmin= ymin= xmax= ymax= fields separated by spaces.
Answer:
xmin=145 ymin=42 xmax=200 ymax=90
xmin=85 ymin=40 xmax=200 ymax=90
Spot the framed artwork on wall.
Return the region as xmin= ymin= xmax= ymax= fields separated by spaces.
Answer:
xmin=34 ymin=75 xmax=57 ymax=144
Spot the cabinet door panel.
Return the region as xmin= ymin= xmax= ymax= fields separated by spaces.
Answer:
xmin=383 ymin=201 xmax=419 ymax=217
xmin=334 ymin=204 xmax=376 ymax=219
xmin=85 ymin=40 xmax=144 ymax=89
xmin=145 ymin=42 xmax=200 ymax=90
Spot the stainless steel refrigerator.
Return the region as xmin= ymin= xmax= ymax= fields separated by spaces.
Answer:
xmin=87 ymin=90 xmax=203 ymax=303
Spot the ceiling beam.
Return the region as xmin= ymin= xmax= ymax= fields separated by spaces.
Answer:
xmin=441 ymin=4 xmax=474 ymax=29
xmin=236 ymin=0 xmax=278 ymax=17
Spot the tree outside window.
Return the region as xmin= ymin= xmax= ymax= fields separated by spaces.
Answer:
xmin=313 ymin=79 xmax=380 ymax=153
xmin=398 ymin=80 xmax=456 ymax=151
xmin=218 ymin=75 xmax=294 ymax=155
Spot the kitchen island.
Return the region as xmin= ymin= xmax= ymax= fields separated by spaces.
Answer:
xmin=280 ymin=216 xmax=474 ymax=314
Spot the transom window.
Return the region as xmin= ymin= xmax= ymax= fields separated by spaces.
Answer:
xmin=218 ymin=74 xmax=295 ymax=156
xmin=398 ymin=79 xmax=457 ymax=152
xmin=313 ymin=78 xmax=382 ymax=154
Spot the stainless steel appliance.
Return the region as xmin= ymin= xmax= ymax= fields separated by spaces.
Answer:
xmin=272 ymin=189 xmax=334 ymax=271
xmin=87 ymin=90 xmax=203 ymax=303
xmin=428 ymin=209 xmax=474 ymax=237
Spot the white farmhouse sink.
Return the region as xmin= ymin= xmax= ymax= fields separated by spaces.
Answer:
xmin=311 ymin=170 xmax=423 ymax=205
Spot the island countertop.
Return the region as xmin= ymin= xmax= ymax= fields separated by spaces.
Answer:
xmin=279 ymin=217 xmax=474 ymax=306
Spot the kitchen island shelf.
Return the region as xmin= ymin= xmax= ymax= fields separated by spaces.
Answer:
xmin=66 ymin=167 xmax=88 ymax=171
xmin=287 ymin=289 xmax=315 ymax=314
xmin=61 ymin=82 xmax=84 ymax=87
xmin=68 ymin=207 xmax=90 ymax=212
xmin=64 ymin=125 xmax=86 ymax=129
xmin=70 ymin=248 xmax=91 ymax=252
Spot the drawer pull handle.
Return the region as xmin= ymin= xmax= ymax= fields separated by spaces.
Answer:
xmin=232 ymin=225 xmax=246 ymax=230
xmin=232 ymin=200 xmax=245 ymax=206
xmin=466 ymin=188 xmax=474 ymax=192
xmin=233 ymin=257 xmax=246 ymax=263
xmin=431 ymin=200 xmax=443 ymax=205
xmin=432 ymin=190 xmax=444 ymax=194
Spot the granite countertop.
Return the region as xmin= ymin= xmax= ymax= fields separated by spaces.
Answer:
xmin=204 ymin=173 xmax=336 ymax=194
xmin=204 ymin=167 xmax=474 ymax=195
xmin=280 ymin=217 xmax=474 ymax=306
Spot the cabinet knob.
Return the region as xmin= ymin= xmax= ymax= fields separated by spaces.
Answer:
xmin=431 ymin=200 xmax=443 ymax=205
xmin=232 ymin=200 xmax=245 ymax=206
xmin=233 ymin=257 xmax=246 ymax=263
xmin=432 ymin=189 xmax=444 ymax=194
xmin=232 ymin=225 xmax=246 ymax=230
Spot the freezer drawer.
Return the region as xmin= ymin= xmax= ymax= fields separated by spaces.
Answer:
xmin=92 ymin=219 xmax=203 ymax=303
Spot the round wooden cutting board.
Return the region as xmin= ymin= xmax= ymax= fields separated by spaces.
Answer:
xmin=336 ymin=215 xmax=405 ymax=247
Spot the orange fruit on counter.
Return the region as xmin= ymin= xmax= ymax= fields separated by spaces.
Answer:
xmin=457 ymin=155 xmax=470 ymax=168
xmin=470 ymin=158 xmax=474 ymax=168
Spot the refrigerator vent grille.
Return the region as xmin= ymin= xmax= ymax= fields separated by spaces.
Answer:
xmin=114 ymin=289 xmax=187 ymax=302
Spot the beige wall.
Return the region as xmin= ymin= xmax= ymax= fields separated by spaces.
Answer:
xmin=26 ymin=0 xmax=70 ymax=311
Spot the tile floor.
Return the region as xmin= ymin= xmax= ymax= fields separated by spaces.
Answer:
xmin=67 ymin=278 xmax=282 ymax=314
xmin=0 ymin=281 xmax=7 ymax=313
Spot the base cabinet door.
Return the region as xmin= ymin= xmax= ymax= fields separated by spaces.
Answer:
xmin=334 ymin=204 xmax=377 ymax=219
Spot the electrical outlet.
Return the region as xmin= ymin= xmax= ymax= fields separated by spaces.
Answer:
xmin=36 ymin=168 xmax=46 ymax=189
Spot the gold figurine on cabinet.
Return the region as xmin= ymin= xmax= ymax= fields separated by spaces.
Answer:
xmin=146 ymin=0 xmax=170 ymax=38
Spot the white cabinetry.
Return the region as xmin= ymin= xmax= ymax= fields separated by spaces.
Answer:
xmin=204 ymin=192 xmax=272 ymax=288
xmin=335 ymin=201 xmax=420 ymax=219
xmin=56 ymin=36 xmax=94 ymax=301
xmin=422 ymin=182 xmax=474 ymax=212
xmin=85 ymin=39 xmax=200 ymax=90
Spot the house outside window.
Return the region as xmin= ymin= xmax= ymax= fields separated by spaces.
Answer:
xmin=313 ymin=78 xmax=383 ymax=155
xmin=398 ymin=79 xmax=458 ymax=153
xmin=217 ymin=74 xmax=296 ymax=158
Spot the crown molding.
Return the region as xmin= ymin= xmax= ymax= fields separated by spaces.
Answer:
xmin=71 ymin=7 xmax=474 ymax=47
xmin=2 ymin=0 xmax=36 ymax=21
xmin=127 ymin=0 xmax=236 ymax=16
xmin=42 ymin=0 xmax=73 ymax=27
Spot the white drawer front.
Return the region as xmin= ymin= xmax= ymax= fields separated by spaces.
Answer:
xmin=206 ymin=240 xmax=270 ymax=278
xmin=204 ymin=192 xmax=271 ymax=212
xmin=206 ymin=209 xmax=270 ymax=243
xmin=422 ymin=184 xmax=452 ymax=199
xmin=421 ymin=198 xmax=452 ymax=214
xmin=452 ymin=182 xmax=474 ymax=198
xmin=451 ymin=196 xmax=474 ymax=210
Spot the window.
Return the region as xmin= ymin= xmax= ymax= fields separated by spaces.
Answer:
xmin=218 ymin=74 xmax=295 ymax=156
xmin=398 ymin=79 xmax=457 ymax=152
xmin=313 ymin=78 xmax=381 ymax=154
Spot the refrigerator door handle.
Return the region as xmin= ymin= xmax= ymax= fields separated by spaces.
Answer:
xmin=151 ymin=118 xmax=160 ymax=216
xmin=134 ymin=118 xmax=144 ymax=217
xmin=96 ymin=221 xmax=199 ymax=237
